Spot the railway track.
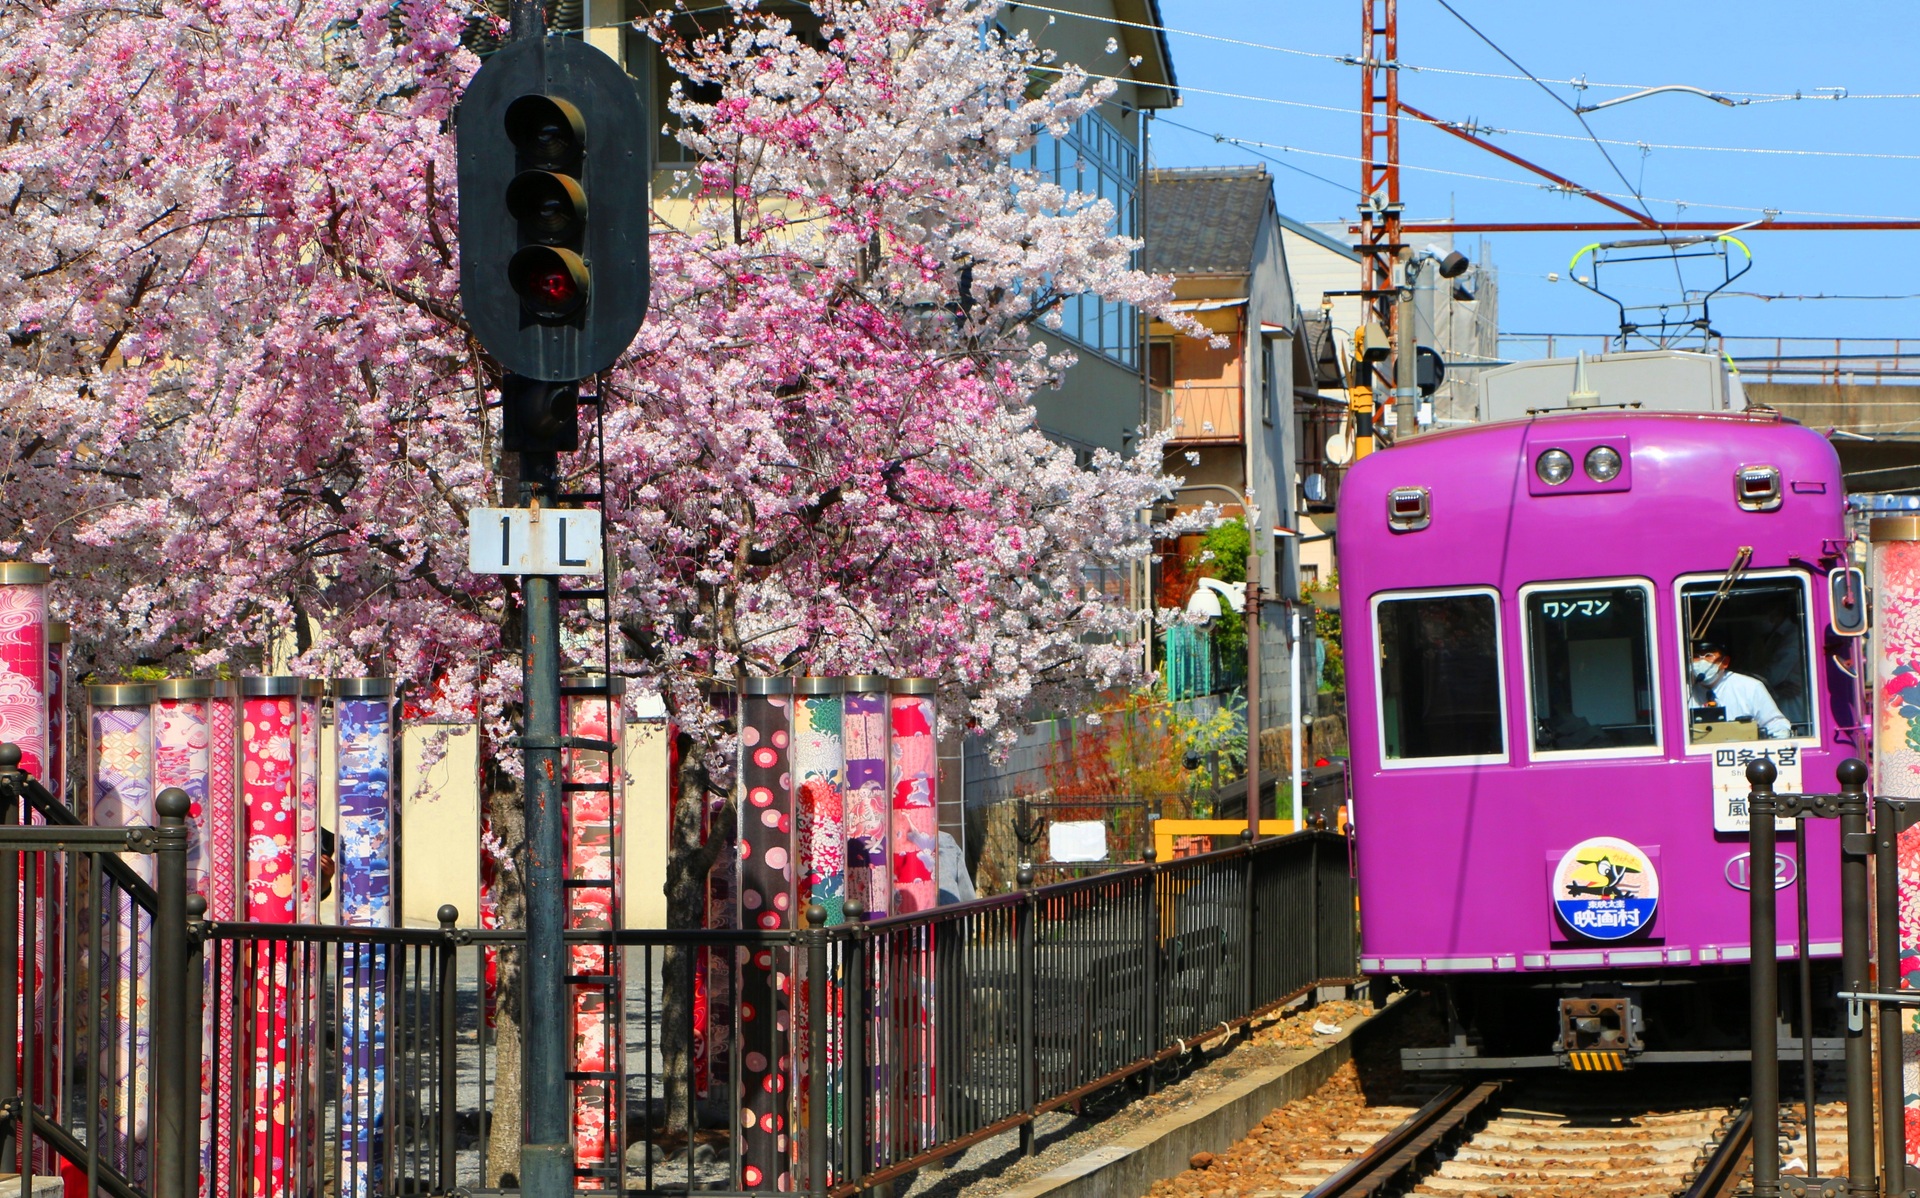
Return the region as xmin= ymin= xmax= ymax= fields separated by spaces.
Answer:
xmin=1278 ymin=1078 xmax=1754 ymax=1198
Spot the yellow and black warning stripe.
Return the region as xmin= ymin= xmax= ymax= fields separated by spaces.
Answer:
xmin=1566 ymin=1050 xmax=1627 ymax=1071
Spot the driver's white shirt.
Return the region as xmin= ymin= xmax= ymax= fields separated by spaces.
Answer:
xmin=1693 ymin=669 xmax=1793 ymax=739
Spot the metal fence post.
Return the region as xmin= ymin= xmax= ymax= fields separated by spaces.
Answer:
xmin=1308 ymin=834 xmax=1321 ymax=985
xmin=152 ymin=787 xmax=191 ymax=1198
xmin=1747 ymin=758 xmax=1781 ymax=1198
xmin=845 ymin=902 xmax=867 ymax=1192
xmin=438 ymin=904 xmax=462 ymax=1191
xmin=1016 ymin=863 xmax=1036 ymax=1157
xmin=1878 ymin=798 xmax=1911 ymax=1196
xmin=1143 ymin=839 xmax=1160 ymax=1095
xmin=1835 ymin=760 xmax=1875 ymax=1198
xmin=806 ymin=905 xmax=829 ymax=1198
xmin=0 ymin=761 xmax=18 ymax=1175
xmin=184 ymin=894 xmax=207 ymax=1198
xmin=1240 ymin=831 xmax=1255 ymax=1027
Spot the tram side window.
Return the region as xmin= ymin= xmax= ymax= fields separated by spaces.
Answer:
xmin=1679 ymin=577 xmax=1813 ymax=742
xmin=1526 ymin=584 xmax=1657 ymax=753
xmin=1376 ymin=593 xmax=1504 ymax=761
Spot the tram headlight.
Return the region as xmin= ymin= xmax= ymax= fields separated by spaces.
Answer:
xmin=1535 ymin=448 xmax=1574 ymax=486
xmin=1584 ymin=445 xmax=1623 ymax=482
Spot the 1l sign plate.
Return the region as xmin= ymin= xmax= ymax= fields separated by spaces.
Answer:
xmin=467 ymin=508 xmax=603 ymax=576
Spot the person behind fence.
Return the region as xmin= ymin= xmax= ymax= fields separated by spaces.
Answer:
xmin=1689 ymin=640 xmax=1791 ymax=740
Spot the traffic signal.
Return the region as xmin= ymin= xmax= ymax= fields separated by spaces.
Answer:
xmin=457 ymin=37 xmax=649 ymax=383
xmin=499 ymin=375 xmax=580 ymax=454
xmin=1416 ymin=345 xmax=1446 ymax=397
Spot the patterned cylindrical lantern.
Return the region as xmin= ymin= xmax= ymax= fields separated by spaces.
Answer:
xmin=887 ymin=680 xmax=938 ymax=916
xmin=887 ymin=679 xmax=938 ymax=1155
xmin=0 ymin=563 xmax=52 ymax=782
xmin=842 ymin=677 xmax=890 ymax=917
xmin=240 ymin=676 xmax=310 ymax=1192
xmin=791 ymin=677 xmax=844 ymax=1190
xmin=562 ymin=675 xmax=624 ymax=1189
xmin=30 ymin=617 xmax=68 ymax=1170
xmin=296 ymin=681 xmax=323 ymax=923
xmin=335 ymin=677 xmax=395 ymax=1198
xmin=154 ymin=679 xmax=215 ymax=1187
xmin=1870 ymin=519 xmax=1920 ymax=1160
xmin=207 ymin=679 xmax=241 ymax=1194
xmin=793 ymin=678 xmax=846 ymax=927
xmin=154 ymin=681 xmax=215 ymax=901
xmin=737 ymin=677 xmax=793 ymax=1191
xmin=45 ymin=620 xmax=67 ymax=807
xmin=90 ymin=681 xmax=156 ymax=1183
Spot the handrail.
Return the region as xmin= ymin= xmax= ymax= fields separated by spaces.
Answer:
xmin=0 ymin=757 xmax=161 ymax=915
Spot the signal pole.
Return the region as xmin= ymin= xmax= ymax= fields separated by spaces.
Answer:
xmin=457 ymin=16 xmax=647 ymax=1195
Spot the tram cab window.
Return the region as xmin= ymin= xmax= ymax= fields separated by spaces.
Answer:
xmin=1679 ymin=575 xmax=1814 ymax=743
xmin=1524 ymin=583 xmax=1657 ymax=754
xmin=1376 ymin=592 xmax=1504 ymax=762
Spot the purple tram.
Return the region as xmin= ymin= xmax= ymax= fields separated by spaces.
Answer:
xmin=1338 ymin=408 xmax=1863 ymax=1070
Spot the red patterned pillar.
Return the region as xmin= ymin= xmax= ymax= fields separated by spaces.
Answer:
xmin=737 ymin=678 xmax=793 ymax=1190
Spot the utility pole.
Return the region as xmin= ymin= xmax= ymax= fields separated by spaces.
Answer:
xmin=1357 ymin=0 xmax=1402 ymax=451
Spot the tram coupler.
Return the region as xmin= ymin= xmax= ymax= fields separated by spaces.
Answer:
xmin=1556 ymin=992 xmax=1643 ymax=1070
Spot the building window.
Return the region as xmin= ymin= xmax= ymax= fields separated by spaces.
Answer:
xmin=1012 ymin=109 xmax=1140 ymax=369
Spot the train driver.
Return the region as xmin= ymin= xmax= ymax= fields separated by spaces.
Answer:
xmin=1689 ymin=640 xmax=1792 ymax=739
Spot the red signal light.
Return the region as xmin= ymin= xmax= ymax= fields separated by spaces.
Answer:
xmin=508 ymin=246 xmax=590 ymax=322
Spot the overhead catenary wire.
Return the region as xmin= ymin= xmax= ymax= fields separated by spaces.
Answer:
xmin=1428 ymin=0 xmax=1661 ymax=236
xmin=1163 ymin=125 xmax=1920 ymax=223
xmin=1005 ymin=2 xmax=1901 ymax=102
xmin=1028 ymin=62 xmax=1920 ymax=168
xmin=1153 ymin=116 xmax=1358 ymax=195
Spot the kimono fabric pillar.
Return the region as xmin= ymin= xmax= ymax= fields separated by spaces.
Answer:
xmin=699 ymin=684 xmax=739 ymax=1115
xmin=153 ymin=679 xmax=215 ymax=1190
xmin=561 ymin=675 xmax=624 ymax=1190
xmin=36 ymin=617 xmax=68 ymax=1171
xmin=737 ymin=678 xmax=794 ymax=1192
xmin=1870 ymin=517 xmax=1920 ymax=1170
xmin=887 ymin=679 xmax=938 ymax=1156
xmin=841 ymin=676 xmax=889 ymax=1166
xmin=207 ymin=680 xmax=242 ymax=1194
xmin=0 ymin=564 xmax=54 ymax=1175
xmin=89 ymin=681 xmax=157 ymax=1186
xmin=240 ymin=676 xmax=318 ymax=1194
xmin=44 ymin=620 xmax=67 ymax=806
xmin=334 ymin=677 xmax=396 ymax=1198
xmin=791 ymin=677 xmax=845 ymax=1192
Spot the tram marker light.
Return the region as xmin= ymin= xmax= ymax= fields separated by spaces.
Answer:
xmin=1387 ymin=486 xmax=1430 ymax=532
xmin=1736 ymin=464 xmax=1782 ymax=512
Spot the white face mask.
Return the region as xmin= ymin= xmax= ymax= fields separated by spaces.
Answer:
xmin=1692 ymin=658 xmax=1725 ymax=686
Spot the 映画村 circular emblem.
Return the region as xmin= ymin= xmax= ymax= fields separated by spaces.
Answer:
xmin=1552 ymin=836 xmax=1659 ymax=941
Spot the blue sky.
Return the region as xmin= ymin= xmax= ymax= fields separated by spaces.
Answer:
xmin=1143 ymin=1 xmax=1920 ymax=357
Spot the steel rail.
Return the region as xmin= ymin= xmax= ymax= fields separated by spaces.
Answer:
xmin=1301 ymin=1079 xmax=1504 ymax=1198
xmin=1684 ymin=1107 xmax=1755 ymax=1198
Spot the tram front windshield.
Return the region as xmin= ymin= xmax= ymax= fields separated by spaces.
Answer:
xmin=1526 ymin=583 xmax=1657 ymax=753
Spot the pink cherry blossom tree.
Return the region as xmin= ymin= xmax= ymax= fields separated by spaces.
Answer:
xmin=2 ymin=0 xmax=1201 ymax=1155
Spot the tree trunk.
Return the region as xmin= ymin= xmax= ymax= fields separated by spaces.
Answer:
xmin=662 ymin=725 xmax=733 ymax=1134
xmin=484 ymin=767 xmax=530 ymax=1186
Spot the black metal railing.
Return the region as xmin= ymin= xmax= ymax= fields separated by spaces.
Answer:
xmin=0 ymin=746 xmax=1356 ymax=1197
